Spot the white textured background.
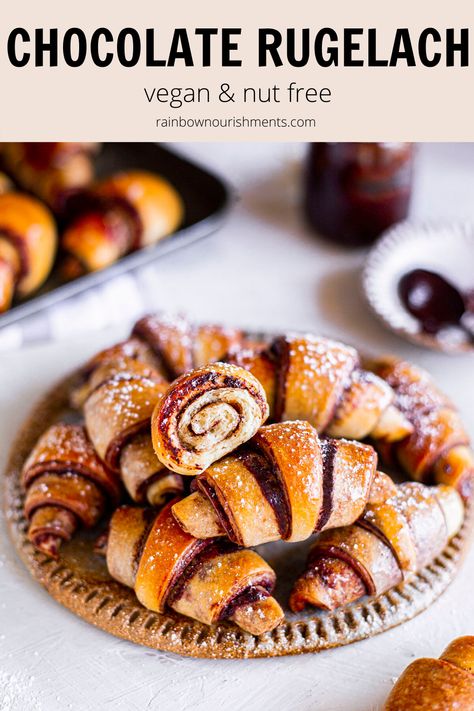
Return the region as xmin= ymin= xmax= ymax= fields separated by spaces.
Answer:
xmin=0 ymin=143 xmax=473 ymax=711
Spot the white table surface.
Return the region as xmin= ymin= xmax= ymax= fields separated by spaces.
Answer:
xmin=0 ymin=143 xmax=473 ymax=711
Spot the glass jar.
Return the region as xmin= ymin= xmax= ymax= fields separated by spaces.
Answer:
xmin=304 ymin=143 xmax=415 ymax=247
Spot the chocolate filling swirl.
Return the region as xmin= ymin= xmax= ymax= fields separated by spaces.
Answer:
xmin=167 ymin=538 xmax=238 ymax=608
xmin=219 ymin=580 xmax=273 ymax=621
xmin=240 ymin=449 xmax=291 ymax=539
xmin=315 ymin=438 xmax=337 ymax=531
xmin=308 ymin=543 xmax=375 ymax=597
xmin=192 ymin=477 xmax=237 ymax=542
xmin=270 ymin=337 xmax=289 ymax=424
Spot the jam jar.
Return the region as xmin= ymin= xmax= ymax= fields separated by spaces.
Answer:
xmin=304 ymin=143 xmax=415 ymax=247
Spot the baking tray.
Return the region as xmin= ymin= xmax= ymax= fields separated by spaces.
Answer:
xmin=0 ymin=143 xmax=232 ymax=329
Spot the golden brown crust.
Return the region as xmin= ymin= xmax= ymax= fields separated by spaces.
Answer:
xmin=120 ymin=431 xmax=183 ymax=505
xmin=326 ymin=369 xmax=394 ymax=439
xmin=322 ymin=438 xmax=378 ymax=531
xmin=172 ymin=549 xmax=283 ymax=631
xmin=384 ymin=637 xmax=474 ymax=710
xmin=76 ymin=348 xmax=186 ymax=506
xmin=106 ymin=502 xmax=283 ymax=634
xmin=62 ymin=211 xmax=132 ymax=272
xmin=0 ymin=192 xmax=57 ymax=311
xmin=434 ymin=447 xmax=474 ymax=501
xmin=132 ymin=313 xmax=195 ymax=377
xmin=289 ymin=556 xmax=367 ymax=613
xmin=151 ymin=362 xmax=269 ymax=475
xmin=70 ymin=338 xmax=164 ymax=409
xmin=97 ymin=170 xmax=183 ymax=248
xmin=106 ymin=506 xmax=151 ymax=588
xmin=194 ymin=454 xmax=281 ymax=546
xmin=172 ymin=421 xmax=377 ymax=546
xmin=273 ymin=335 xmax=357 ymax=430
xmin=134 ymin=503 xmax=202 ymax=613
xmin=84 ymin=373 xmax=168 ymax=471
xmin=133 ymin=314 xmax=246 ymax=380
xmin=22 ymin=423 xmax=120 ymax=557
xmin=4 ymin=368 xmax=474 ymax=658
xmin=227 ymin=347 xmax=277 ymax=412
xmin=372 ymin=358 xmax=473 ymax=498
xmin=61 ymin=170 xmax=183 ymax=273
xmin=193 ymin=324 xmax=244 ymax=369
xmin=22 ymin=423 xmax=119 ymax=500
xmin=441 ymin=637 xmax=474 ymax=674
xmin=290 ymin=482 xmax=464 ymax=612
xmin=363 ymin=499 xmax=417 ymax=573
xmin=298 ymin=524 xmax=401 ymax=608
xmin=232 ymin=335 xmax=412 ymax=443
xmin=368 ymin=470 xmax=399 ymax=504
xmin=252 ymin=421 xmax=324 ymax=541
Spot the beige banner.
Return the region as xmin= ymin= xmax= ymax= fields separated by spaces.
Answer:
xmin=0 ymin=0 xmax=472 ymax=140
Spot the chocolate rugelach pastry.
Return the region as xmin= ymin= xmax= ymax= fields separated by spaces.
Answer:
xmin=83 ymin=354 xmax=268 ymax=501
xmin=61 ymin=170 xmax=184 ymax=277
xmin=8 ymin=315 xmax=474 ymax=658
xmin=0 ymin=192 xmax=57 ymax=312
xmin=71 ymin=314 xmax=246 ymax=409
xmin=171 ymin=420 xmax=384 ymax=547
xmin=82 ymin=355 xmax=184 ymax=507
xmin=384 ymin=636 xmax=474 ymax=710
xmin=103 ymin=501 xmax=284 ymax=635
xmin=151 ymin=362 xmax=270 ymax=476
xmin=22 ymin=424 xmax=121 ymax=558
xmin=70 ymin=338 xmax=166 ymax=410
xmin=73 ymin=319 xmax=249 ymax=504
xmin=371 ymin=358 xmax=474 ymax=500
xmin=289 ymin=481 xmax=463 ymax=612
xmin=229 ymin=334 xmax=413 ymax=444
xmin=131 ymin=313 xmax=246 ymax=380
xmin=0 ymin=142 xmax=98 ymax=213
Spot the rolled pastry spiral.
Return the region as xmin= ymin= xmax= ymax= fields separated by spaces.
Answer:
xmin=22 ymin=424 xmax=121 ymax=557
xmin=151 ymin=362 xmax=270 ymax=475
xmin=172 ymin=420 xmax=380 ymax=547
xmin=83 ymin=356 xmax=184 ymax=506
xmin=0 ymin=142 xmax=98 ymax=212
xmin=0 ymin=192 xmax=57 ymax=312
xmin=371 ymin=358 xmax=474 ymax=499
xmin=229 ymin=335 xmax=413 ymax=443
xmin=77 ymin=321 xmax=247 ymax=501
xmin=104 ymin=501 xmax=284 ymax=635
xmin=62 ymin=170 xmax=183 ymax=276
xmin=289 ymin=480 xmax=463 ymax=612
xmin=384 ymin=636 xmax=474 ymax=711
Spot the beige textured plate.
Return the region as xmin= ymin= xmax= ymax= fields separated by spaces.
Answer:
xmin=4 ymin=372 xmax=473 ymax=659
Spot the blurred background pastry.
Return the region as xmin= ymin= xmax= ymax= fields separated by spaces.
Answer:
xmin=0 ymin=191 xmax=57 ymax=312
xmin=61 ymin=170 xmax=184 ymax=277
xmin=0 ymin=142 xmax=99 ymax=213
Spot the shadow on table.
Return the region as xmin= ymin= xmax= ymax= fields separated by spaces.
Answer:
xmin=316 ymin=265 xmax=402 ymax=353
xmin=239 ymin=157 xmax=361 ymax=265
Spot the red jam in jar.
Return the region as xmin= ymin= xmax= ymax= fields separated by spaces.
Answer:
xmin=304 ymin=143 xmax=414 ymax=247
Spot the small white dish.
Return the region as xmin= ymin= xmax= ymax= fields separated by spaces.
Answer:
xmin=363 ymin=221 xmax=474 ymax=353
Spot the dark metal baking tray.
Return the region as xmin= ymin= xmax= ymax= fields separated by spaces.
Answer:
xmin=0 ymin=143 xmax=232 ymax=328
